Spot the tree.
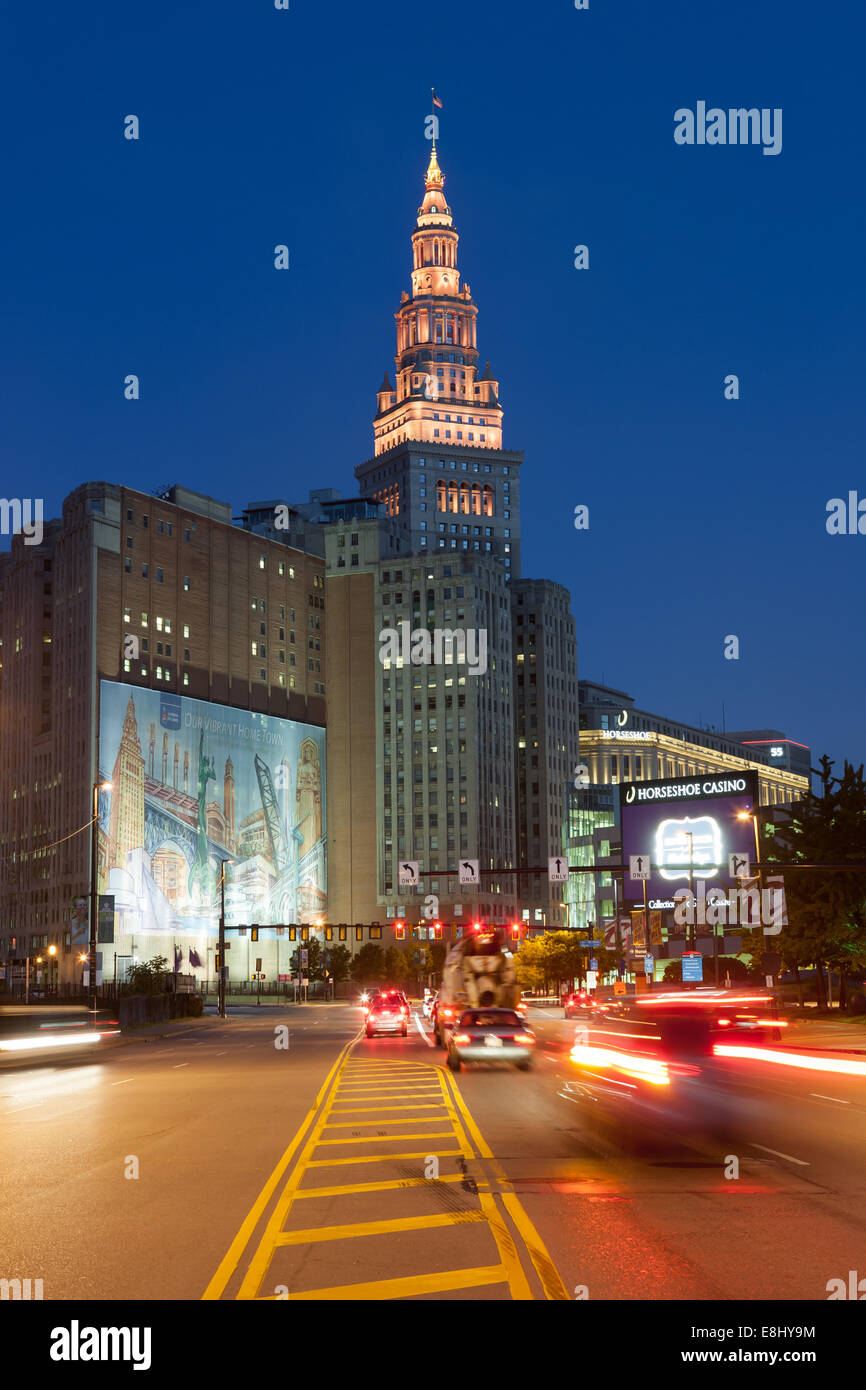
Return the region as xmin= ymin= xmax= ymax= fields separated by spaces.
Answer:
xmin=350 ymin=943 xmax=385 ymax=986
xmin=126 ymin=954 xmax=170 ymax=995
xmin=326 ymin=944 xmax=352 ymax=985
xmin=514 ymin=937 xmax=546 ymax=993
xmin=752 ymin=756 xmax=866 ymax=1007
xmin=429 ymin=940 xmax=447 ymax=978
xmin=383 ymin=944 xmax=410 ymax=985
xmin=290 ymin=938 xmax=323 ymax=981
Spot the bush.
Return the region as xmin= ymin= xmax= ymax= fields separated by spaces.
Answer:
xmin=848 ymin=993 xmax=866 ymax=1016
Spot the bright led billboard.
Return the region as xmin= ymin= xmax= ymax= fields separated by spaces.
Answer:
xmin=620 ymin=772 xmax=758 ymax=902
xmin=97 ymin=682 xmax=326 ymax=939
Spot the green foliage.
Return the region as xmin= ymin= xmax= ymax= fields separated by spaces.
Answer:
xmin=126 ymin=954 xmax=170 ymax=995
xmin=325 ymin=944 xmax=352 ymax=984
xmin=290 ymin=938 xmax=323 ymax=980
xmin=350 ymin=942 xmax=385 ymax=985
xmin=429 ymin=940 xmax=447 ymax=975
xmin=758 ymin=756 xmax=866 ymax=990
xmin=513 ymin=932 xmax=616 ymax=992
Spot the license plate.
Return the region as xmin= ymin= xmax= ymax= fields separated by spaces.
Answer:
xmin=484 ymin=1035 xmax=503 ymax=1048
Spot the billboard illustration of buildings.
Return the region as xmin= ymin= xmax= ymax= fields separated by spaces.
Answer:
xmin=97 ymin=682 xmax=326 ymax=952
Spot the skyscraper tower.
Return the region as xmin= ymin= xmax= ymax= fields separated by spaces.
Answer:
xmin=356 ymin=142 xmax=522 ymax=580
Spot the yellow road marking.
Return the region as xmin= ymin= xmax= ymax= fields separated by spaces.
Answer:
xmin=275 ymin=1210 xmax=486 ymax=1246
xmin=315 ymin=1129 xmax=456 ymax=1145
xmin=328 ymin=1101 xmax=447 ymax=1113
xmin=323 ymin=1116 xmax=449 ymax=1129
xmin=305 ymin=1148 xmax=462 ymax=1169
xmin=477 ymin=1191 xmax=533 ymax=1300
xmin=201 ymin=1034 xmax=358 ymax=1301
xmin=279 ymin=1264 xmax=508 ymax=1301
xmin=440 ymin=1065 xmax=570 ymax=1301
xmin=294 ymin=1173 xmax=467 ymax=1199
xmin=209 ymin=1038 xmax=569 ymax=1302
xmin=501 ymin=1193 xmax=571 ymax=1301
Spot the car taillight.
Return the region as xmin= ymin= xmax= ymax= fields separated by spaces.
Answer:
xmin=513 ymin=1033 xmax=535 ymax=1045
xmin=452 ymin=1034 xmax=471 ymax=1045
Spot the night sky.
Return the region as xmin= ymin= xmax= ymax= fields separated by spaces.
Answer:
xmin=4 ymin=1 xmax=863 ymax=776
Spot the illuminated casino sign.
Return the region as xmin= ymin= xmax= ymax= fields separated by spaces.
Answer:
xmin=620 ymin=772 xmax=758 ymax=902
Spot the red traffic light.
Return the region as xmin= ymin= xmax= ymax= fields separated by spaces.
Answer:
xmin=395 ymin=921 xmax=405 ymax=940
xmin=510 ymin=923 xmax=520 ymax=940
xmin=433 ymin=922 xmax=442 ymax=939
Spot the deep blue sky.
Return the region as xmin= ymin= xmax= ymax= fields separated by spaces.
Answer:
xmin=4 ymin=1 xmax=864 ymax=775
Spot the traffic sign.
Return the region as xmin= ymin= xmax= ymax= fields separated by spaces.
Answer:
xmin=729 ymin=851 xmax=750 ymax=880
xmin=300 ymin=949 xmax=308 ymax=966
xmin=613 ymin=981 xmax=627 ymax=997
xmin=682 ymin=953 xmax=703 ymax=982
xmin=584 ymin=939 xmax=602 ymax=947
xmin=585 ymin=971 xmax=597 ymax=988
xmin=548 ymin=856 xmax=568 ymax=883
xmin=398 ymin=860 xmax=420 ymax=887
xmin=629 ymin=854 xmax=650 ymax=881
xmin=644 ymin=954 xmax=654 ymax=974
xmin=590 ymin=958 xmax=598 ymax=971
xmin=459 ymin=859 xmax=479 ymax=886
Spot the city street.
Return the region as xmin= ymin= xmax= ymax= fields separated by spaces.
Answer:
xmin=3 ymin=1002 xmax=865 ymax=1302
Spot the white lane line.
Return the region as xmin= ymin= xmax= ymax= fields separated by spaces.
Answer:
xmin=173 ymin=1063 xmax=189 ymax=1069
xmin=557 ymin=1090 xmax=581 ymax=1106
xmin=810 ymin=1093 xmax=850 ymax=1104
xmin=5 ymin=1103 xmax=44 ymax=1114
xmin=111 ymin=1079 xmax=134 ymax=1086
xmin=414 ymin=1016 xmax=434 ymax=1048
xmin=750 ymin=1142 xmax=809 ymax=1166
xmin=216 ymin=1051 xmax=228 ymax=1056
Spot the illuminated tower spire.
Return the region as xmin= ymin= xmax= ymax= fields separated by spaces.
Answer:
xmin=373 ymin=141 xmax=503 ymax=457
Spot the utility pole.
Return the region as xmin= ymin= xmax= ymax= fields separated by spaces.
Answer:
xmin=218 ymin=862 xmax=227 ymax=1020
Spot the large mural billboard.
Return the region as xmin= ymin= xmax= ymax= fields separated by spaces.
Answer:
xmin=97 ymin=682 xmax=326 ymax=942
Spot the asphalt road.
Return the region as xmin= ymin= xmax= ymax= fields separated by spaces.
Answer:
xmin=2 ymin=1002 xmax=865 ymax=1301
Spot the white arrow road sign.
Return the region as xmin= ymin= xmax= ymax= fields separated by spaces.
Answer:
xmin=458 ymin=859 xmax=479 ymax=886
xmin=548 ymin=856 xmax=568 ymax=883
xmin=729 ymin=851 xmax=750 ymax=880
xmin=629 ymin=854 xmax=650 ymax=881
xmin=398 ymin=860 xmax=420 ymax=887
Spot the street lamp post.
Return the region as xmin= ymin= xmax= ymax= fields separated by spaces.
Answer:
xmin=218 ymin=862 xmax=227 ymax=1020
xmin=90 ymin=780 xmax=112 ymax=1016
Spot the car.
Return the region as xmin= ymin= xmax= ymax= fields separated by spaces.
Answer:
xmin=567 ymin=988 xmax=787 ymax=1131
xmin=445 ymin=1007 xmax=536 ymax=1072
xmin=422 ymin=990 xmax=438 ymax=1021
xmin=365 ymin=993 xmax=410 ymax=1038
xmin=564 ymin=989 xmax=597 ymax=1019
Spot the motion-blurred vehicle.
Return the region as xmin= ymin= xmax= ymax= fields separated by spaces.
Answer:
xmin=433 ymin=927 xmax=520 ymax=1047
xmin=359 ymin=987 xmax=381 ymax=1007
xmin=365 ymin=993 xmax=410 ymax=1038
xmin=445 ymin=1008 xmax=536 ymax=1072
xmin=0 ymin=1006 xmax=118 ymax=1062
xmin=563 ymin=989 xmax=597 ymax=1019
xmin=422 ymin=990 xmax=437 ymax=1021
xmin=567 ymin=988 xmax=785 ymax=1128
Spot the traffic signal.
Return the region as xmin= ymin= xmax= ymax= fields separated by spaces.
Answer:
xmin=395 ymin=921 xmax=405 ymax=940
xmin=510 ymin=923 xmax=520 ymax=941
xmin=433 ymin=922 xmax=442 ymax=939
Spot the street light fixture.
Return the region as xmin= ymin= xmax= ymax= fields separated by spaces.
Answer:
xmin=89 ymin=780 xmax=113 ymax=1015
